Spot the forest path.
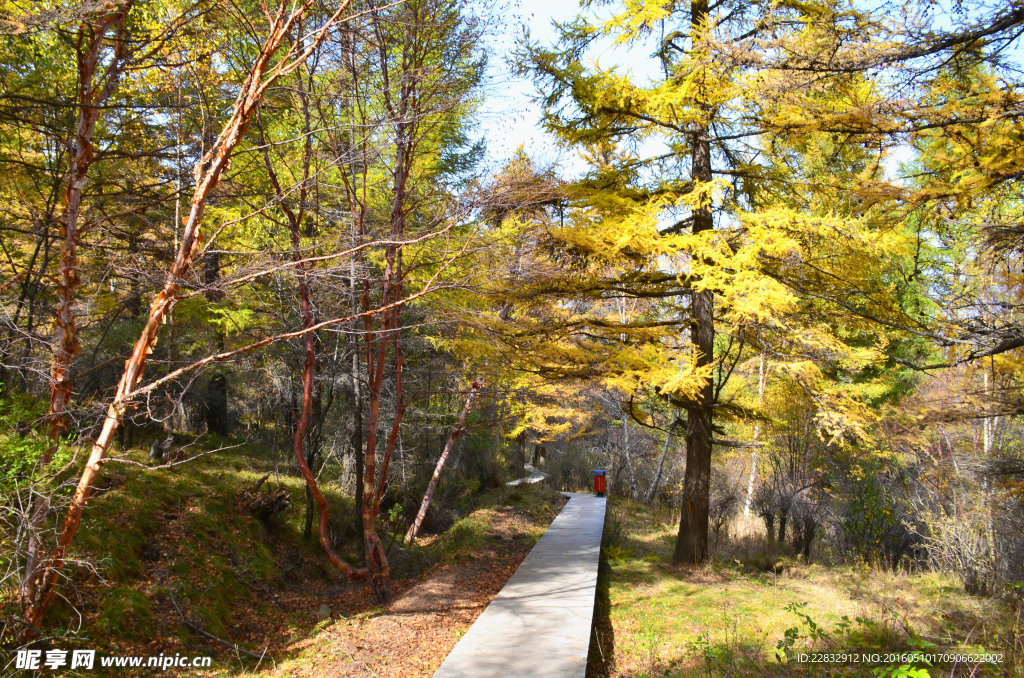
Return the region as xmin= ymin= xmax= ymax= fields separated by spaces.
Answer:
xmin=433 ymin=492 xmax=607 ymax=678
xmin=505 ymin=462 xmax=549 ymax=486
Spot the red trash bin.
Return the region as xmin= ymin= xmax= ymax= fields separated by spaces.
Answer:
xmin=593 ymin=469 xmax=606 ymax=496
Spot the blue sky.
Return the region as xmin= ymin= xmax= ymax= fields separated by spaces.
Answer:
xmin=474 ymin=0 xmax=664 ymax=175
xmin=474 ymin=0 xmax=580 ymax=170
xmin=473 ymin=0 xmax=1024 ymax=183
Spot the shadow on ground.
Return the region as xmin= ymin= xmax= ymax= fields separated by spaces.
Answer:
xmin=588 ymin=506 xmax=617 ymax=677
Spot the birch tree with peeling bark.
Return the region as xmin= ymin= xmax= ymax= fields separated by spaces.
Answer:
xmin=22 ymin=0 xmax=134 ymax=614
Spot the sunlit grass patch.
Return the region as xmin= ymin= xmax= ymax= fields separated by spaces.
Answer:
xmin=601 ymin=501 xmax=1020 ymax=678
xmin=422 ymin=482 xmax=565 ymax=561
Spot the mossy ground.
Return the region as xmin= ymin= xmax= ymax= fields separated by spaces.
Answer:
xmin=51 ymin=438 xmax=341 ymax=649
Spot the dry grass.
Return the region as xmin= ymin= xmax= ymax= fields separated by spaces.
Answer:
xmin=596 ymin=501 xmax=1023 ymax=678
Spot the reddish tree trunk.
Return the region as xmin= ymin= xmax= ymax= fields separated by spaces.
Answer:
xmin=290 ymin=275 xmax=366 ymax=578
xmin=356 ymin=56 xmax=418 ymax=603
xmin=260 ymin=91 xmax=367 ymax=581
xmin=23 ymin=0 xmax=132 ymax=613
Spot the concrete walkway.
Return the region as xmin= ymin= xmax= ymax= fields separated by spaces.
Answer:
xmin=505 ymin=463 xmax=549 ymax=486
xmin=433 ymin=493 xmax=606 ymax=678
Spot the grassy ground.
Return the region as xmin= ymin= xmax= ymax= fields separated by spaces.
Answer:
xmin=593 ymin=501 xmax=1023 ymax=678
xmin=46 ymin=438 xmax=358 ymax=649
xmin=2 ymin=434 xmax=566 ymax=676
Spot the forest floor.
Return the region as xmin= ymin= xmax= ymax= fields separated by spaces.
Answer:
xmin=15 ymin=443 xmax=1022 ymax=678
xmin=257 ymin=495 xmax=566 ymax=677
xmin=3 ymin=439 xmax=566 ymax=677
xmin=592 ymin=501 xmax=1023 ymax=678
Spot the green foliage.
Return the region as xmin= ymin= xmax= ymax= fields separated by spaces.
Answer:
xmin=433 ymin=514 xmax=488 ymax=561
xmin=207 ymin=306 xmax=256 ymax=336
xmin=0 ymin=391 xmax=51 ymax=483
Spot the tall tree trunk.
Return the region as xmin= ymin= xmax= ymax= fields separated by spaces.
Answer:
xmin=22 ymin=0 xmax=132 ymax=613
xmin=350 ymin=278 xmax=366 ymax=560
xmin=355 ymin=20 xmax=432 ymax=600
xmin=361 ymin=353 xmax=393 ymax=603
xmin=260 ymin=61 xmax=363 ymax=577
xmin=343 ymin=31 xmax=368 ymax=561
xmin=22 ymin=0 xmax=354 ymax=633
xmin=646 ymin=414 xmax=679 ymax=504
xmin=743 ymin=353 xmax=766 ymax=517
xmin=674 ymin=0 xmax=714 ymax=566
xmin=302 ymin=390 xmax=323 ymax=540
xmin=357 ymin=117 xmax=410 ymax=606
xmin=405 ymin=377 xmax=483 ymax=544
xmin=289 ymin=248 xmax=364 ymax=580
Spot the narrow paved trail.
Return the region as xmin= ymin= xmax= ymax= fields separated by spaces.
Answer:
xmin=433 ymin=493 xmax=606 ymax=678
